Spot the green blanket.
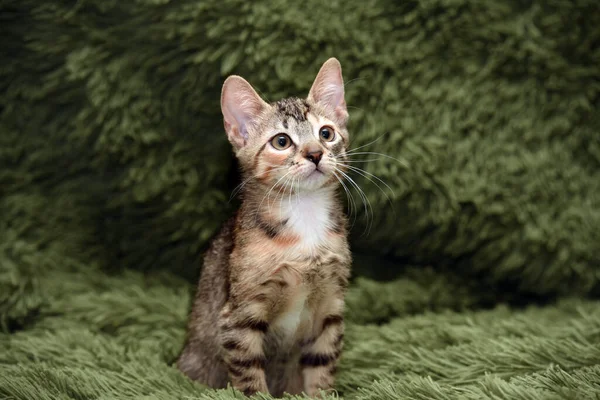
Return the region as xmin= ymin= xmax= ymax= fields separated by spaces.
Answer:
xmin=1 ymin=0 xmax=599 ymax=398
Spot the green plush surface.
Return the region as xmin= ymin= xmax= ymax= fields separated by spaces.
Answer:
xmin=1 ymin=266 xmax=600 ymax=399
xmin=1 ymin=0 xmax=600 ymax=398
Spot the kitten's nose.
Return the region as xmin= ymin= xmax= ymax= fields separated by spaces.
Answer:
xmin=305 ymin=150 xmax=323 ymax=166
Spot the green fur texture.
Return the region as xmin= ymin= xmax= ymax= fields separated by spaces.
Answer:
xmin=1 ymin=0 xmax=599 ymax=398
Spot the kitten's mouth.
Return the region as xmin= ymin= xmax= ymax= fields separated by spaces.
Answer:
xmin=292 ymin=166 xmax=332 ymax=190
xmin=306 ymin=167 xmax=326 ymax=180
xmin=293 ymin=165 xmax=330 ymax=189
xmin=299 ymin=168 xmax=325 ymax=184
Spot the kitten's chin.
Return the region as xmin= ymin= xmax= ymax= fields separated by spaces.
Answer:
xmin=296 ymin=169 xmax=332 ymax=191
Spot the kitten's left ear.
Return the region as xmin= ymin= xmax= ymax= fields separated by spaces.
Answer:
xmin=308 ymin=58 xmax=348 ymax=127
xmin=221 ymin=76 xmax=269 ymax=150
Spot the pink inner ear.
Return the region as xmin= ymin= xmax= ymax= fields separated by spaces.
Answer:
xmin=308 ymin=59 xmax=347 ymax=118
xmin=221 ymin=77 xmax=267 ymax=148
xmin=224 ymin=97 xmax=252 ymax=140
xmin=315 ymin=82 xmax=344 ymax=111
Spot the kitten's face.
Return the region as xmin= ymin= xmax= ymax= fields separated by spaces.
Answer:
xmin=221 ymin=58 xmax=349 ymax=193
xmin=238 ymin=98 xmax=348 ymax=191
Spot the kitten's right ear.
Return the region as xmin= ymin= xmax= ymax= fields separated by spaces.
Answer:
xmin=308 ymin=58 xmax=348 ymax=127
xmin=221 ymin=76 xmax=269 ymax=149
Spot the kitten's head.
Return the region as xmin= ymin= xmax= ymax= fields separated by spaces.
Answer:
xmin=221 ymin=58 xmax=349 ymax=192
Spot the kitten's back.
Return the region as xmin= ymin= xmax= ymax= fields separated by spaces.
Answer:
xmin=177 ymin=216 xmax=236 ymax=386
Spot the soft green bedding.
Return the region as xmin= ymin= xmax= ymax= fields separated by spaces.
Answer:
xmin=1 ymin=0 xmax=599 ymax=398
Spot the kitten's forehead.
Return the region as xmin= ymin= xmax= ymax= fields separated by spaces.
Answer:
xmin=273 ymin=97 xmax=310 ymax=128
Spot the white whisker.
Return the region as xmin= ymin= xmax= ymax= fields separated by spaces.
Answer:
xmin=254 ymin=170 xmax=294 ymax=224
xmin=338 ymin=151 xmax=409 ymax=168
xmin=275 ymin=175 xmax=292 ymax=220
xmin=342 ymin=132 xmax=389 ymax=155
xmin=333 ymin=169 xmax=358 ymax=230
xmin=229 ymin=165 xmax=288 ymax=202
xmin=279 ymin=176 xmax=294 ymax=219
xmin=288 ymin=175 xmax=295 ymax=211
xmin=340 ymin=164 xmax=395 ymax=198
xmin=337 ymin=168 xmax=373 ymax=235
xmin=343 ymin=77 xmax=365 ymax=88
xmin=229 ymin=174 xmax=255 ymax=202
xmin=339 ymin=163 xmax=396 ymax=218
xmin=336 ymin=159 xmax=384 ymax=163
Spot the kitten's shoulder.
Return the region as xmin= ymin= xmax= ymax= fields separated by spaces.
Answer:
xmin=195 ymin=213 xmax=238 ymax=305
xmin=205 ymin=212 xmax=238 ymax=262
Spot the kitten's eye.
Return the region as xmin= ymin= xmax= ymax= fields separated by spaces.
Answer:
xmin=319 ymin=126 xmax=335 ymax=142
xmin=271 ymin=134 xmax=292 ymax=150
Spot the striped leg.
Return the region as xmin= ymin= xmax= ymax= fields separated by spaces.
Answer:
xmin=219 ymin=301 xmax=270 ymax=396
xmin=300 ymin=311 xmax=344 ymax=397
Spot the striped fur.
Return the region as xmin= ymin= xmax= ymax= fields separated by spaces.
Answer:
xmin=177 ymin=58 xmax=351 ymax=397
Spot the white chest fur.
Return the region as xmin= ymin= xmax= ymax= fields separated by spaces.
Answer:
xmin=278 ymin=190 xmax=334 ymax=255
xmin=269 ymin=191 xmax=335 ymax=340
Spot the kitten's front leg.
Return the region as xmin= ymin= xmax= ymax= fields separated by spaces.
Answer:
xmin=219 ymin=301 xmax=270 ymax=396
xmin=300 ymin=298 xmax=345 ymax=397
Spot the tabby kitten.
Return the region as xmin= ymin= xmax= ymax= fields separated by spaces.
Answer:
xmin=177 ymin=58 xmax=352 ymax=398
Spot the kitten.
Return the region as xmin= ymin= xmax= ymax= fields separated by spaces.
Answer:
xmin=177 ymin=58 xmax=352 ymax=398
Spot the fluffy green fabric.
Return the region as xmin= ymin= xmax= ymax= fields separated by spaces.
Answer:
xmin=2 ymin=267 xmax=600 ymax=399
xmin=1 ymin=0 xmax=599 ymax=398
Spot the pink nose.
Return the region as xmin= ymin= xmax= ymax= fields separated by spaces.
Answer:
xmin=305 ymin=150 xmax=323 ymax=166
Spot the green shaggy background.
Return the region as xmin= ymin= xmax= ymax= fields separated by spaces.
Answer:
xmin=1 ymin=0 xmax=600 ymax=398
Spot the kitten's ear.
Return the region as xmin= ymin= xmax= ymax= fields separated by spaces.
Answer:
xmin=308 ymin=58 xmax=348 ymax=127
xmin=221 ymin=76 xmax=269 ymax=149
